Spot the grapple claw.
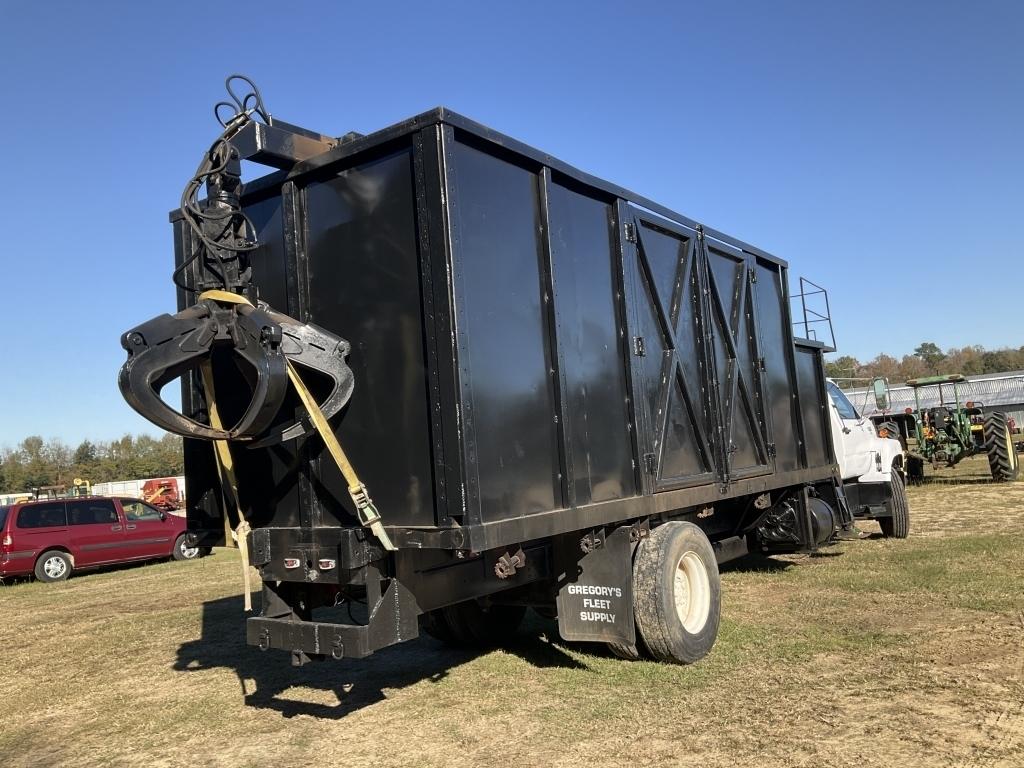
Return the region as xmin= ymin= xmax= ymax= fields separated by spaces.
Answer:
xmin=119 ymin=299 xmax=354 ymax=445
xmin=247 ymin=308 xmax=355 ymax=447
xmin=118 ymin=299 xmax=289 ymax=441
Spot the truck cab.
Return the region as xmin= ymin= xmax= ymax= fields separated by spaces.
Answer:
xmin=825 ymin=379 xmax=909 ymax=537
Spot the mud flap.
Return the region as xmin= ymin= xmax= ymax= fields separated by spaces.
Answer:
xmin=555 ymin=525 xmax=636 ymax=646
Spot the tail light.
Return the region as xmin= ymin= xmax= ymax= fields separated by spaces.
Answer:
xmin=878 ymin=427 xmax=891 ymax=438
xmin=1 ymin=533 xmax=12 ymax=551
xmin=283 ymin=558 xmax=301 ymax=569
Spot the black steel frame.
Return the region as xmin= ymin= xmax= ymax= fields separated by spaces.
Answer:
xmin=176 ymin=108 xmax=839 ymax=555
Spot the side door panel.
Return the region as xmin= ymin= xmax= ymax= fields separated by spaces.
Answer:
xmin=702 ymin=239 xmax=772 ymax=481
xmin=622 ymin=206 xmax=772 ymax=492
xmin=67 ymin=499 xmax=125 ymax=566
xmin=119 ymin=500 xmax=177 ymax=558
xmin=621 ymin=208 xmax=716 ymax=492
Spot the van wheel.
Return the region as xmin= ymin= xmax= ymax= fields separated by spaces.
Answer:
xmin=632 ymin=522 xmax=721 ymax=664
xmin=35 ymin=551 xmax=72 ymax=583
xmin=173 ymin=534 xmax=200 ymax=561
xmin=879 ymin=470 xmax=910 ymax=539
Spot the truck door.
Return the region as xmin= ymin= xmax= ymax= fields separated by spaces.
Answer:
xmin=826 ymin=381 xmax=875 ymax=479
xmin=621 ymin=207 xmax=771 ymax=491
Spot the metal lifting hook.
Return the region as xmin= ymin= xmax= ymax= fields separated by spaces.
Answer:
xmin=118 ymin=77 xmax=352 ymax=445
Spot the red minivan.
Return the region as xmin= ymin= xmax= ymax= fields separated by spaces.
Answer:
xmin=0 ymin=496 xmax=199 ymax=582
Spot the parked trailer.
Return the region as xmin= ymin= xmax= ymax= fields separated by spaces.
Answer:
xmin=91 ymin=476 xmax=186 ymax=503
xmin=150 ymin=99 xmax=848 ymax=665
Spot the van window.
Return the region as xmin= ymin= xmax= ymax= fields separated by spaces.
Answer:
xmin=120 ymin=500 xmax=163 ymax=522
xmin=0 ymin=507 xmax=8 ymax=529
xmin=68 ymin=499 xmax=119 ymax=526
xmin=17 ymin=503 xmax=68 ymax=529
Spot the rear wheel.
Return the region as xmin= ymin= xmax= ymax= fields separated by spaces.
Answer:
xmin=34 ymin=550 xmax=72 ymax=583
xmin=632 ymin=522 xmax=721 ymax=664
xmin=985 ymin=412 xmax=1020 ymax=482
xmin=879 ymin=469 xmax=910 ymax=538
xmin=420 ymin=601 xmax=526 ymax=646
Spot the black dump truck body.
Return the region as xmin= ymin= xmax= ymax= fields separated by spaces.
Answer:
xmin=173 ymin=108 xmax=840 ymax=664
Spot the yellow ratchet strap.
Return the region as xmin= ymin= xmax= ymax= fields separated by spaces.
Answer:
xmin=198 ymin=360 xmax=253 ymax=611
xmin=198 ymin=290 xmax=396 ymax=554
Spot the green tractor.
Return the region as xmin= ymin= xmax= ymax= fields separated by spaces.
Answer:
xmin=872 ymin=374 xmax=1019 ymax=483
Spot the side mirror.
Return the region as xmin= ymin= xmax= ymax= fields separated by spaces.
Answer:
xmin=872 ymin=377 xmax=890 ymax=411
xmin=159 ymin=511 xmax=167 ymax=522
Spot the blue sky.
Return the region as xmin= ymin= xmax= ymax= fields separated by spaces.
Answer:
xmin=0 ymin=1 xmax=1020 ymax=445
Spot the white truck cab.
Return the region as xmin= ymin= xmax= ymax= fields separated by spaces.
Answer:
xmin=825 ymin=379 xmax=909 ymax=538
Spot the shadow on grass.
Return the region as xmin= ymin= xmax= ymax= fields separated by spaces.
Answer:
xmin=174 ymin=595 xmax=585 ymax=720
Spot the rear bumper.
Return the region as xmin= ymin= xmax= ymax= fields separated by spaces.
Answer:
xmin=248 ymin=572 xmax=420 ymax=664
xmin=0 ymin=551 xmax=36 ymax=577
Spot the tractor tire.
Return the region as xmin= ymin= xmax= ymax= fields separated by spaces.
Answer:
xmin=632 ymin=522 xmax=721 ymax=664
xmin=420 ymin=601 xmax=526 ymax=647
xmin=985 ymin=412 xmax=1020 ymax=482
xmin=879 ymin=469 xmax=910 ymax=539
xmin=906 ymin=455 xmax=926 ymax=484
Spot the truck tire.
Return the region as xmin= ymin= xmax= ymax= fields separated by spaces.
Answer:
xmin=34 ymin=550 xmax=72 ymax=583
xmin=985 ymin=412 xmax=1020 ymax=482
xmin=420 ymin=601 xmax=526 ymax=647
xmin=879 ymin=470 xmax=910 ymax=539
xmin=632 ymin=522 xmax=721 ymax=664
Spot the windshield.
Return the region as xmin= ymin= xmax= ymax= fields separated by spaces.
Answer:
xmin=827 ymin=381 xmax=860 ymax=420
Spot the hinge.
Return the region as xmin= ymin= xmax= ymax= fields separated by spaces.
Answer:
xmin=757 ymin=356 xmax=767 ymax=372
xmin=748 ymin=267 xmax=757 ymax=284
xmin=767 ymin=442 xmax=777 ymax=458
xmin=643 ymin=452 xmax=657 ymax=475
xmin=633 ymin=336 xmax=646 ymax=357
xmin=624 ymin=222 xmax=637 ymax=243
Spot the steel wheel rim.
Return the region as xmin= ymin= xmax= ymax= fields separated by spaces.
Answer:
xmin=673 ymin=550 xmax=711 ymax=634
xmin=43 ymin=556 xmax=66 ymax=579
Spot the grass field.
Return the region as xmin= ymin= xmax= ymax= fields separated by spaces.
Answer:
xmin=1 ymin=454 xmax=1022 ymax=767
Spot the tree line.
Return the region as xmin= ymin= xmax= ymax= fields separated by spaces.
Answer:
xmin=826 ymin=342 xmax=1024 ymax=389
xmin=0 ymin=434 xmax=184 ymax=494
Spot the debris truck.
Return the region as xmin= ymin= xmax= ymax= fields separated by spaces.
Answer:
xmin=119 ymin=76 xmax=876 ymax=666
